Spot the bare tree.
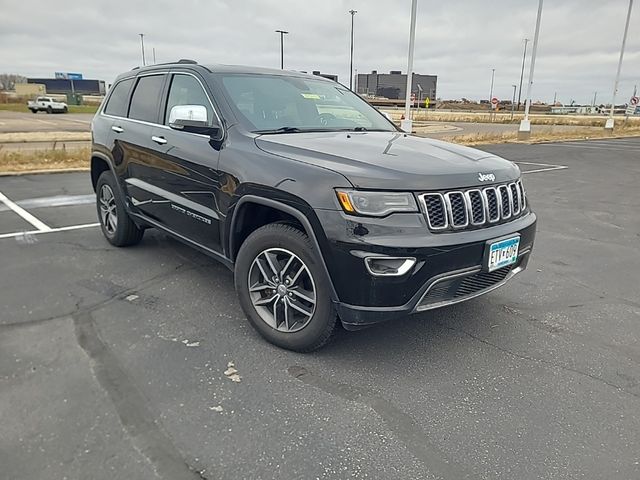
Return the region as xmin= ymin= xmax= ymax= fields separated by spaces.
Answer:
xmin=0 ymin=74 xmax=27 ymax=91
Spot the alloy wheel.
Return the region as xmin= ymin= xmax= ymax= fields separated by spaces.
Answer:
xmin=98 ymin=184 xmax=118 ymax=235
xmin=248 ymin=248 xmax=316 ymax=332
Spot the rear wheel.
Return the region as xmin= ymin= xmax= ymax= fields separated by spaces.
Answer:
xmin=96 ymin=171 xmax=144 ymax=247
xmin=235 ymin=223 xmax=337 ymax=352
xmin=46 ymin=106 xmax=52 ymax=114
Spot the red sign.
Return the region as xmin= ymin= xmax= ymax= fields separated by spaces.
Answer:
xmin=491 ymin=97 xmax=499 ymax=105
xmin=631 ymin=96 xmax=639 ymax=106
xmin=410 ymin=93 xmax=416 ymax=102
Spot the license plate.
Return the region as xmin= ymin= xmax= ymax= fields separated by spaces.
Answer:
xmin=487 ymin=236 xmax=520 ymax=272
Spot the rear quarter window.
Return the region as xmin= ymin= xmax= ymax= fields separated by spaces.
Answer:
xmin=103 ymin=78 xmax=134 ymax=117
xmin=128 ymin=75 xmax=165 ymax=123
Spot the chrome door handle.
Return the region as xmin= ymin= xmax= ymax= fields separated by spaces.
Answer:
xmin=111 ymin=125 xmax=124 ymax=133
xmin=151 ymin=136 xmax=167 ymax=145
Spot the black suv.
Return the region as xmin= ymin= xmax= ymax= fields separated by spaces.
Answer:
xmin=91 ymin=60 xmax=536 ymax=351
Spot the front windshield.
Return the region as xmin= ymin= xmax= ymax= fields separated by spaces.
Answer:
xmin=218 ymin=74 xmax=397 ymax=133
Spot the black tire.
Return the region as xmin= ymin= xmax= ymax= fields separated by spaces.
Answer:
xmin=62 ymin=106 xmax=68 ymax=113
xmin=96 ymin=171 xmax=144 ymax=247
xmin=235 ymin=223 xmax=337 ymax=352
xmin=30 ymin=108 xmax=37 ymax=114
xmin=46 ymin=106 xmax=52 ymax=114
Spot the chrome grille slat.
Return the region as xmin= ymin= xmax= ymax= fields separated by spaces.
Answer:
xmin=420 ymin=181 xmax=527 ymax=232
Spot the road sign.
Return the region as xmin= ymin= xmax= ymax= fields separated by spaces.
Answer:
xmin=625 ymin=105 xmax=636 ymax=116
xmin=491 ymin=97 xmax=499 ymax=106
xmin=630 ymin=96 xmax=639 ymax=106
xmin=55 ymin=72 xmax=83 ymax=80
xmin=410 ymin=93 xmax=416 ymax=102
xmin=424 ymin=97 xmax=430 ymax=108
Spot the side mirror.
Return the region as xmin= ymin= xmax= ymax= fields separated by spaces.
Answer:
xmin=169 ymin=105 xmax=220 ymax=136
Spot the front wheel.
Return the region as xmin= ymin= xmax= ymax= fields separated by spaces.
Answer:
xmin=46 ymin=106 xmax=52 ymax=114
xmin=30 ymin=108 xmax=37 ymax=114
xmin=62 ymin=106 xmax=68 ymax=113
xmin=235 ymin=223 xmax=337 ymax=352
xmin=96 ymin=171 xmax=144 ymax=247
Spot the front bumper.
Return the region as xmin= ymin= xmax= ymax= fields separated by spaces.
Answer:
xmin=314 ymin=209 xmax=537 ymax=329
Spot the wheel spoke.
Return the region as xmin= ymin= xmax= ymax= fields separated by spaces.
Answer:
xmin=249 ymin=282 xmax=272 ymax=293
xmin=255 ymin=257 xmax=275 ymax=284
xmin=254 ymin=293 xmax=278 ymax=306
xmin=272 ymin=299 xmax=279 ymax=327
xmin=283 ymin=299 xmax=290 ymax=330
xmin=289 ymin=265 xmax=306 ymax=285
xmin=286 ymin=296 xmax=313 ymax=317
xmin=263 ymin=251 xmax=280 ymax=277
xmin=107 ymin=213 xmax=117 ymax=232
xmin=291 ymin=288 xmax=315 ymax=305
xmin=280 ymin=254 xmax=295 ymax=280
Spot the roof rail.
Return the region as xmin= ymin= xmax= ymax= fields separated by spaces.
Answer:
xmin=132 ymin=59 xmax=198 ymax=70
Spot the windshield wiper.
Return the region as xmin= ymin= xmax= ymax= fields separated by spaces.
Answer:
xmin=253 ymin=126 xmax=302 ymax=134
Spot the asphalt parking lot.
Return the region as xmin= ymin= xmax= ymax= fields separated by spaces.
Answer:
xmin=1 ymin=138 xmax=639 ymax=479
xmin=0 ymin=110 xmax=92 ymax=133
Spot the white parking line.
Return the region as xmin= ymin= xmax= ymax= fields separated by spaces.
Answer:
xmin=0 ymin=222 xmax=99 ymax=240
xmin=0 ymin=190 xmax=51 ymax=232
xmin=516 ymin=161 xmax=569 ymax=175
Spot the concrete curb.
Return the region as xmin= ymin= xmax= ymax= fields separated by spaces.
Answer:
xmin=0 ymin=167 xmax=90 ymax=177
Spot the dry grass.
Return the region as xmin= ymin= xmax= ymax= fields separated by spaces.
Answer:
xmin=442 ymin=125 xmax=640 ymax=146
xmin=0 ymin=131 xmax=91 ymax=143
xmin=383 ymin=108 xmax=640 ymax=127
xmin=0 ymin=147 xmax=90 ymax=173
xmin=0 ymin=103 xmax=98 ymax=114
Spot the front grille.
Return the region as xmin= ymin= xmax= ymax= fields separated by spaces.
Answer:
xmin=417 ymin=265 xmax=514 ymax=308
xmin=419 ymin=180 xmax=526 ymax=232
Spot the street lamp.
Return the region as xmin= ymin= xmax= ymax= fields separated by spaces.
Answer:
xmin=139 ymin=33 xmax=146 ymax=66
xmin=275 ymin=30 xmax=289 ymax=69
xmin=516 ymin=39 xmax=529 ymax=111
xmin=518 ymin=0 xmax=544 ymax=138
xmin=605 ymin=0 xmax=634 ymax=130
xmin=349 ymin=10 xmax=357 ymax=91
xmin=401 ymin=0 xmax=418 ymax=133
xmin=511 ymin=84 xmax=517 ymax=120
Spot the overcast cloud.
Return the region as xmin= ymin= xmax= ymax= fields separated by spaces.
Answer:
xmin=1 ymin=0 xmax=638 ymax=104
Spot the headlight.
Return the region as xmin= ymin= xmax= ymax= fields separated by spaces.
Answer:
xmin=335 ymin=190 xmax=418 ymax=217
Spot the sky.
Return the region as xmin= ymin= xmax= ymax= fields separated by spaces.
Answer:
xmin=1 ymin=0 xmax=639 ymax=104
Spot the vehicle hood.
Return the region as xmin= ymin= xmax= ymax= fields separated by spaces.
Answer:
xmin=255 ymin=131 xmax=520 ymax=190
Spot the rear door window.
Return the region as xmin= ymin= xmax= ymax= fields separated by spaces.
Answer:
xmin=103 ymin=78 xmax=133 ymax=117
xmin=128 ymin=75 xmax=165 ymax=123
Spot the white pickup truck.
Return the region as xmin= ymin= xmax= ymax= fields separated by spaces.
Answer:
xmin=27 ymin=96 xmax=68 ymax=114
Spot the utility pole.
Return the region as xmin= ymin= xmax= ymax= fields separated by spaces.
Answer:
xmin=592 ymin=91 xmax=598 ymax=106
xmin=275 ymin=30 xmax=289 ymax=69
xmin=517 ymin=38 xmax=529 ymax=111
xmin=605 ymin=0 xmax=634 ymax=130
xmin=489 ymin=68 xmax=495 ymax=106
xmin=518 ymin=0 xmax=544 ymax=139
xmin=349 ymin=10 xmax=357 ymax=91
xmin=511 ymin=84 xmax=517 ymax=120
xmin=139 ymin=33 xmax=146 ymax=66
xmin=401 ymin=0 xmax=418 ymax=133
xmin=553 ymin=91 xmax=557 ymax=104
xmin=152 ymin=47 xmax=156 ymax=64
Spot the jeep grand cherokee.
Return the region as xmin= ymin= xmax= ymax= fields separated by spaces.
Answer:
xmin=90 ymin=60 xmax=536 ymax=351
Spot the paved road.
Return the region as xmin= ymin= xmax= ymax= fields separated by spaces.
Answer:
xmin=0 ymin=138 xmax=639 ymax=479
xmin=0 ymin=110 xmax=92 ymax=133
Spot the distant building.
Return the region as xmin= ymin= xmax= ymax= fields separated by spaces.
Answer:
xmin=27 ymin=78 xmax=106 ymax=95
xmin=357 ymin=70 xmax=437 ymax=101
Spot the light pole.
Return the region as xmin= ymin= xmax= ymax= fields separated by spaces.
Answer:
xmin=519 ymin=0 xmax=544 ymax=138
xmin=275 ymin=30 xmax=289 ymax=69
xmin=139 ymin=33 xmax=146 ymax=66
xmin=517 ymin=38 xmax=529 ymax=111
xmin=489 ymin=68 xmax=495 ymax=106
xmin=605 ymin=0 xmax=634 ymax=130
xmin=592 ymin=91 xmax=598 ymax=106
xmin=152 ymin=47 xmax=156 ymax=64
xmin=511 ymin=84 xmax=517 ymax=120
xmin=401 ymin=0 xmax=418 ymax=133
xmin=349 ymin=10 xmax=357 ymax=91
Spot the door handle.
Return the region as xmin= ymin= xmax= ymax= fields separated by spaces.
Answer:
xmin=111 ymin=125 xmax=124 ymax=133
xmin=151 ymin=135 xmax=168 ymax=145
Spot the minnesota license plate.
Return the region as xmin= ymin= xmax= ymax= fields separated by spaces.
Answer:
xmin=487 ymin=236 xmax=520 ymax=272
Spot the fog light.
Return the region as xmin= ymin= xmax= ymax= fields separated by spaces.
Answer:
xmin=364 ymin=257 xmax=416 ymax=276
